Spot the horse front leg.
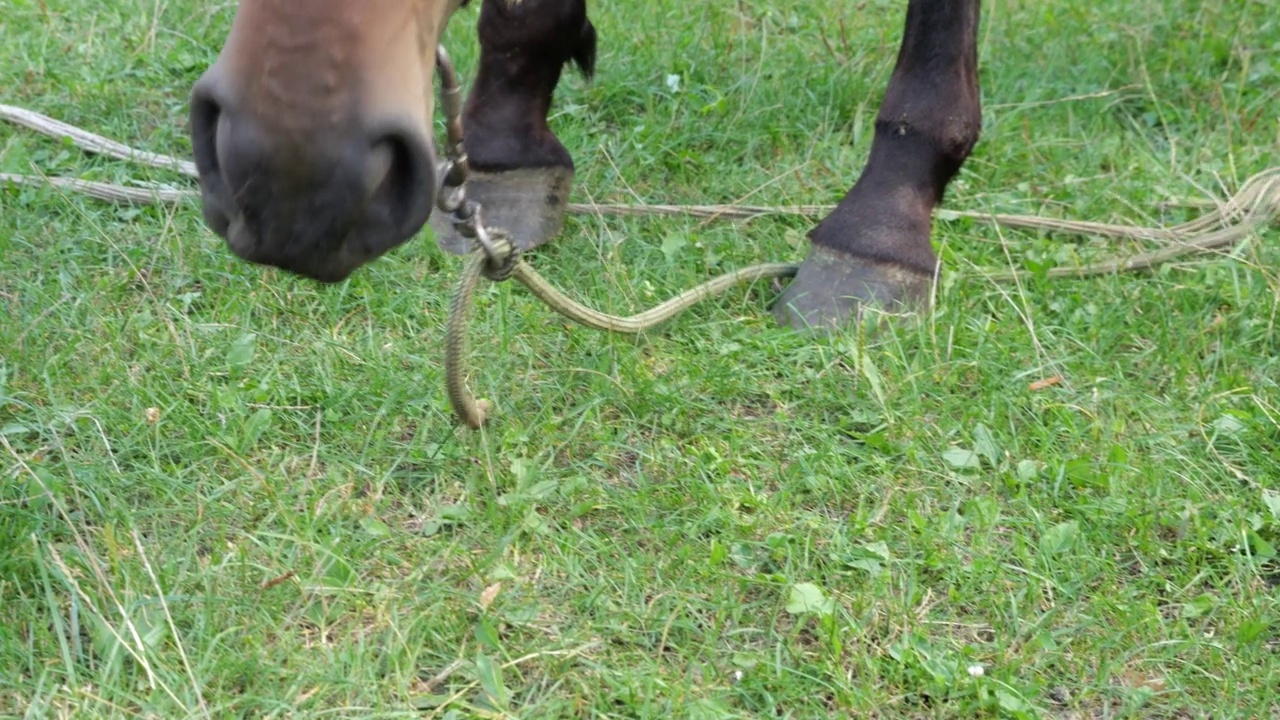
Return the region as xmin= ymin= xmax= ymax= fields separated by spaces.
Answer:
xmin=775 ymin=0 xmax=982 ymax=329
xmin=432 ymin=0 xmax=596 ymax=254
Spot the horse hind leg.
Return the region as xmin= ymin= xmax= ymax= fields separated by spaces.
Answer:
xmin=774 ymin=0 xmax=982 ymax=329
xmin=432 ymin=0 xmax=595 ymax=254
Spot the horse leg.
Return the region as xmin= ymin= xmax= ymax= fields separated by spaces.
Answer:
xmin=774 ymin=0 xmax=982 ymax=329
xmin=431 ymin=0 xmax=596 ymax=253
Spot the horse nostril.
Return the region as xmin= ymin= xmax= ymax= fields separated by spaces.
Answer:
xmin=189 ymin=82 xmax=234 ymax=237
xmin=190 ymin=85 xmax=223 ymax=182
xmin=366 ymin=129 xmax=436 ymax=237
xmin=364 ymin=142 xmax=395 ymax=201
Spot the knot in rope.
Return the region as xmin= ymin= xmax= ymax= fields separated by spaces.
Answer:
xmin=476 ymin=229 xmax=519 ymax=282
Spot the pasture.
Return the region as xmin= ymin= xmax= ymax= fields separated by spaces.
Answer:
xmin=2 ymin=0 xmax=1278 ymax=716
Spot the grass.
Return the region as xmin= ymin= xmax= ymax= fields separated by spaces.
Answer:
xmin=1 ymin=0 xmax=1278 ymax=716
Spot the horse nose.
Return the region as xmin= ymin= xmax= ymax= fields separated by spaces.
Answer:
xmin=189 ymin=75 xmax=437 ymax=282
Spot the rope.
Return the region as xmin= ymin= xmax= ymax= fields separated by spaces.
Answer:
xmin=509 ymin=259 xmax=799 ymax=334
xmin=445 ymin=242 xmax=799 ymax=427
xmin=0 ymin=103 xmax=198 ymax=177
xmin=3 ymin=104 xmax=1278 ymax=429
xmin=445 ymin=253 xmax=493 ymax=428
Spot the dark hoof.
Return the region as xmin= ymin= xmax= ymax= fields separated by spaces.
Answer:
xmin=773 ymin=244 xmax=934 ymax=330
xmin=430 ymin=167 xmax=573 ymax=255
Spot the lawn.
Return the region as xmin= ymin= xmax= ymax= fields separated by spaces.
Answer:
xmin=1 ymin=0 xmax=1278 ymax=717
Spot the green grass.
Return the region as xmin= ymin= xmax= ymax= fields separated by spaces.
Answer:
xmin=2 ymin=0 xmax=1278 ymax=716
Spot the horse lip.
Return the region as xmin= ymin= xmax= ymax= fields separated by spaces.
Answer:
xmin=222 ymin=215 xmax=361 ymax=284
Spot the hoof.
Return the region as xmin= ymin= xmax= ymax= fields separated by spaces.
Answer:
xmin=431 ymin=167 xmax=573 ymax=255
xmin=773 ymin=244 xmax=934 ymax=330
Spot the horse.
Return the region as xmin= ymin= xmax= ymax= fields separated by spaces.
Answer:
xmin=189 ymin=0 xmax=981 ymax=329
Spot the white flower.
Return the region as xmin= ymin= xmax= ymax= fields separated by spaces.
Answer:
xmin=967 ymin=664 xmax=985 ymax=678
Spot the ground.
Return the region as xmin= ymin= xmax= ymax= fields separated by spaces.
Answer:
xmin=1 ymin=0 xmax=1278 ymax=717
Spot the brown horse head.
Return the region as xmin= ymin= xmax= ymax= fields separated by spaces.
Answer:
xmin=190 ymin=0 xmax=464 ymax=282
